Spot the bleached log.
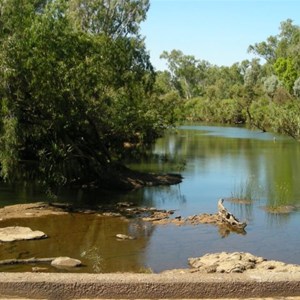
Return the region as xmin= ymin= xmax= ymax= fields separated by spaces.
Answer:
xmin=0 ymin=257 xmax=56 ymax=266
xmin=218 ymin=199 xmax=247 ymax=229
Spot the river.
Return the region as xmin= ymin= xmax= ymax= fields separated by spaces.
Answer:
xmin=1 ymin=124 xmax=300 ymax=273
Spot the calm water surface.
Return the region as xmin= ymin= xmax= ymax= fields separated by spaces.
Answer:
xmin=1 ymin=124 xmax=300 ymax=273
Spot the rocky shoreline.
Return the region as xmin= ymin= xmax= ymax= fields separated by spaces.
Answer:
xmin=0 ymin=200 xmax=246 ymax=235
xmin=164 ymin=251 xmax=300 ymax=275
xmin=1 ymin=202 xmax=300 ymax=276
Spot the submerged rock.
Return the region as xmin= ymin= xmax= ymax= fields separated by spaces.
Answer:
xmin=0 ymin=226 xmax=47 ymax=242
xmin=116 ymin=234 xmax=135 ymax=240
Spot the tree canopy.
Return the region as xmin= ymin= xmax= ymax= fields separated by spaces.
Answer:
xmin=0 ymin=0 xmax=178 ymax=190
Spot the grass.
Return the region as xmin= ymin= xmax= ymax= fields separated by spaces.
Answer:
xmin=230 ymin=177 xmax=259 ymax=203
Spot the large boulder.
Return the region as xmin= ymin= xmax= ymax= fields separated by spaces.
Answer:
xmin=0 ymin=226 xmax=47 ymax=242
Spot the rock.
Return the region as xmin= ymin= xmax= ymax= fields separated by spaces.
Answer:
xmin=0 ymin=226 xmax=47 ymax=242
xmin=186 ymin=213 xmax=222 ymax=225
xmin=142 ymin=211 xmax=171 ymax=222
xmin=188 ymin=252 xmax=261 ymax=273
xmin=116 ymin=234 xmax=135 ymax=240
xmin=188 ymin=252 xmax=300 ymax=274
xmin=51 ymin=257 xmax=82 ymax=268
xmin=102 ymin=212 xmax=122 ymax=217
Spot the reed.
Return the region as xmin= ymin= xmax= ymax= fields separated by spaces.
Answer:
xmin=230 ymin=177 xmax=259 ymax=203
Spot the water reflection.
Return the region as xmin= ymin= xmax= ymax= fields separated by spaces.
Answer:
xmin=152 ymin=126 xmax=300 ymax=214
xmin=0 ymin=214 xmax=155 ymax=273
xmin=218 ymin=225 xmax=246 ymax=239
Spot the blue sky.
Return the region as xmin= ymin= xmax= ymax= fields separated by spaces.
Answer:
xmin=141 ymin=0 xmax=300 ymax=70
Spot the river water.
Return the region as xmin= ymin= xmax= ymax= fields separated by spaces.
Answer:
xmin=1 ymin=124 xmax=300 ymax=273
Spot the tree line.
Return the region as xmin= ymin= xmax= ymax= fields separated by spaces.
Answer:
xmin=156 ymin=19 xmax=300 ymax=138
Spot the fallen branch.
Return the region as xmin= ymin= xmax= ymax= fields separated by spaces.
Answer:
xmin=0 ymin=257 xmax=56 ymax=266
xmin=218 ymin=199 xmax=247 ymax=230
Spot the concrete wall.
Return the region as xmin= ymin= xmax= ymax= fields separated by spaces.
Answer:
xmin=1 ymin=272 xmax=300 ymax=299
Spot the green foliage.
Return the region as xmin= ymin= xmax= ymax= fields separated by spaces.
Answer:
xmin=270 ymin=101 xmax=300 ymax=140
xmin=248 ymin=98 xmax=273 ymax=132
xmin=248 ymin=36 xmax=278 ymax=63
xmin=248 ymin=19 xmax=300 ymax=65
xmin=68 ymin=0 xmax=150 ymax=38
xmin=267 ymin=182 xmax=292 ymax=209
xmin=0 ymin=100 xmax=19 ymax=181
xmin=160 ymin=50 xmax=210 ymax=99
xmin=184 ymin=97 xmax=245 ymax=124
xmin=263 ymin=75 xmax=281 ymax=99
xmin=153 ymin=71 xmax=175 ymax=95
xmin=0 ymin=0 xmax=177 ymax=188
xmin=274 ymin=57 xmax=298 ymax=93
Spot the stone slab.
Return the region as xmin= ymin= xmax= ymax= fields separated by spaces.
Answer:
xmin=0 ymin=227 xmax=47 ymax=242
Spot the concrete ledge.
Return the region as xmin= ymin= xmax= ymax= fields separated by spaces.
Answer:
xmin=1 ymin=272 xmax=300 ymax=299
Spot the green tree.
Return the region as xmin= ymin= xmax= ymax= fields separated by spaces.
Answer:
xmin=0 ymin=0 xmax=174 ymax=189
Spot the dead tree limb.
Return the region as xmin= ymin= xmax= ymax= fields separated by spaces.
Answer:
xmin=218 ymin=199 xmax=247 ymax=229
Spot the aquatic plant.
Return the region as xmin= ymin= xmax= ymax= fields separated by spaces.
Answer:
xmin=230 ymin=177 xmax=259 ymax=203
xmin=266 ymin=182 xmax=294 ymax=212
xmin=81 ymin=247 xmax=104 ymax=273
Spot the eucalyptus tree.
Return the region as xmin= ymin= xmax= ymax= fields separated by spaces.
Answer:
xmin=160 ymin=50 xmax=210 ymax=99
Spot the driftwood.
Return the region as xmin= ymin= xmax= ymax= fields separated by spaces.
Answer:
xmin=0 ymin=257 xmax=56 ymax=266
xmin=218 ymin=199 xmax=247 ymax=229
